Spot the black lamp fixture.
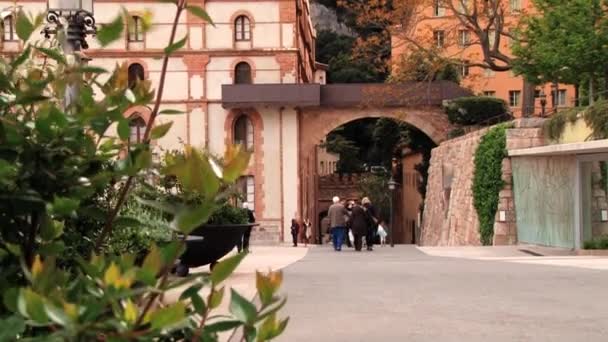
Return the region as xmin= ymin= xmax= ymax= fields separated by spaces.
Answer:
xmin=43 ymin=0 xmax=96 ymax=51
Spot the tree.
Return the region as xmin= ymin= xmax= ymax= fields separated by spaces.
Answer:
xmin=315 ymin=30 xmax=384 ymax=83
xmin=512 ymin=0 xmax=608 ymax=105
xmin=389 ymin=48 xmax=460 ymax=83
xmin=389 ymin=0 xmax=537 ymax=115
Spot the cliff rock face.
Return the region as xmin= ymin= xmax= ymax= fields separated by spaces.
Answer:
xmin=310 ymin=2 xmax=354 ymax=36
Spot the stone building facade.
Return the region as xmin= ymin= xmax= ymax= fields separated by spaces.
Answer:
xmin=0 ymin=0 xmax=319 ymax=243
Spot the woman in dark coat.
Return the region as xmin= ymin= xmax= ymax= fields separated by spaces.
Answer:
xmin=350 ymin=202 xmax=374 ymax=251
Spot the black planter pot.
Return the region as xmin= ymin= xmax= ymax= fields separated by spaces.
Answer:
xmin=174 ymin=223 xmax=256 ymax=276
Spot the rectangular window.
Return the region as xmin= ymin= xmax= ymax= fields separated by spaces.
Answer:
xmin=460 ymin=61 xmax=469 ymax=77
xmin=128 ymin=16 xmax=144 ymax=42
xmin=509 ymin=90 xmax=521 ymax=107
xmin=433 ymin=30 xmax=445 ymax=48
xmin=3 ymin=16 xmax=15 ymax=42
xmin=434 ymin=0 xmax=446 ymax=16
xmin=238 ymin=176 xmax=255 ymax=211
xmin=510 ymin=0 xmax=522 ymax=12
xmin=557 ymin=89 xmax=567 ymax=106
xmin=458 ymin=30 xmax=470 ymax=47
xmin=483 ymin=91 xmax=496 ymax=97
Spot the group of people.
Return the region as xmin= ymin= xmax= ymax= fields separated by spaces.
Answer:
xmin=327 ymin=196 xmax=387 ymax=252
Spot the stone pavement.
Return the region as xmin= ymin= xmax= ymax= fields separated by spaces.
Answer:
xmin=163 ymin=246 xmax=308 ymax=340
xmin=278 ymin=245 xmax=608 ymax=342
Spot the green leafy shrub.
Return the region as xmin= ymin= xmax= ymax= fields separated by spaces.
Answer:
xmin=0 ymin=3 xmax=289 ymax=341
xmin=543 ymin=107 xmax=581 ymax=141
xmin=207 ymin=204 xmax=249 ymax=225
xmin=583 ymin=99 xmax=608 ymax=139
xmin=472 ymin=124 xmax=509 ymax=245
xmin=583 ymin=236 xmax=608 ymax=249
xmin=445 ymin=96 xmax=509 ymax=125
xmin=447 ymin=127 xmax=466 ymax=139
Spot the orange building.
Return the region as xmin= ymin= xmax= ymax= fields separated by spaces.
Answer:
xmin=391 ymin=0 xmax=575 ymax=117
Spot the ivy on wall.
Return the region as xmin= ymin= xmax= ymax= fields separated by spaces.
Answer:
xmin=472 ymin=124 xmax=509 ymax=245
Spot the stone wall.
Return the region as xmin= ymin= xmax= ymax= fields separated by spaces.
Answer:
xmin=421 ymin=119 xmax=545 ymax=246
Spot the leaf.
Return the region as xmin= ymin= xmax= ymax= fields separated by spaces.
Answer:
xmin=124 ymin=300 xmax=138 ymax=324
xmin=51 ymin=196 xmax=80 ymax=216
xmin=114 ymin=216 xmax=142 ymax=228
xmin=97 ymin=15 xmax=125 ymax=47
xmin=173 ymin=202 xmax=217 ymax=235
xmin=44 ymin=303 xmax=70 ymax=327
xmin=256 ymin=272 xmax=274 ymax=307
xmin=223 ymin=145 xmax=252 ymax=183
xmin=103 ymin=262 xmax=121 ymax=288
xmin=34 ymin=47 xmax=66 ymax=65
xmin=229 ymin=289 xmax=257 ymax=324
xmin=149 ymin=302 xmax=186 ymax=330
xmin=209 ymin=286 xmax=225 ymax=309
xmin=190 ymin=294 xmax=206 ymax=315
xmin=117 ymin=119 xmax=130 ymax=141
xmin=159 ymin=241 xmax=186 ymax=266
xmin=19 ymin=289 xmax=48 ymax=324
xmin=159 ymin=109 xmax=185 ymax=115
xmin=142 ymin=244 xmax=162 ymax=276
xmin=164 ymin=35 xmax=188 ymax=55
xmin=10 ymin=45 xmax=31 ymax=70
xmin=31 ymin=255 xmax=43 ymax=279
xmin=0 ymin=315 xmax=26 ymax=340
xmin=151 ymin=122 xmax=173 ymax=140
xmin=205 ymin=320 xmax=243 ymax=334
xmin=15 ymin=11 xmax=34 ymax=41
xmin=76 ymin=66 xmax=108 ymax=74
xmin=187 ymin=6 xmax=214 ymax=26
xmin=211 ymin=252 xmax=246 ymax=286
xmin=3 ymin=288 xmax=19 ymax=313
xmin=164 ymin=146 xmax=220 ymax=198
xmin=40 ymin=219 xmax=64 ymax=241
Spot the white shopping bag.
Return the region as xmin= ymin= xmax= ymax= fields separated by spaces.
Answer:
xmin=348 ymin=230 xmax=354 ymax=244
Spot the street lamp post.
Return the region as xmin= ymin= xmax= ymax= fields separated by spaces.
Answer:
xmin=539 ymin=89 xmax=547 ymax=117
xmin=388 ymin=177 xmax=398 ymax=248
xmin=42 ymin=0 xmax=96 ymax=107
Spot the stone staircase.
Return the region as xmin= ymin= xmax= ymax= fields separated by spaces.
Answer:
xmin=250 ymin=220 xmax=282 ymax=245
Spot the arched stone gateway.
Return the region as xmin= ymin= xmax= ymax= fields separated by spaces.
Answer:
xmin=295 ymin=82 xmax=469 ymax=244
xmin=222 ymin=81 xmax=470 ymax=244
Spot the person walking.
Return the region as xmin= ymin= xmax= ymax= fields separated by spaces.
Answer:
xmin=327 ymin=196 xmax=349 ymax=251
xmin=301 ymin=218 xmax=312 ymax=247
xmin=345 ymin=200 xmax=354 ymax=248
xmin=349 ymin=200 xmax=373 ymax=251
xmin=291 ymin=214 xmax=300 ymax=247
xmin=362 ymin=197 xmax=378 ymax=251
xmin=240 ymin=202 xmax=255 ymax=253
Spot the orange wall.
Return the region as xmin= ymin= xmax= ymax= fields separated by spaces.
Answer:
xmin=391 ymin=0 xmax=575 ymax=117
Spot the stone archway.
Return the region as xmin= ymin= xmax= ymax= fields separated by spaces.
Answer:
xmin=298 ymin=105 xmax=454 ymax=244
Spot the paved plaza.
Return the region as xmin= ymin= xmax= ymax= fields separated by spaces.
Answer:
xmin=277 ymin=246 xmax=608 ymax=342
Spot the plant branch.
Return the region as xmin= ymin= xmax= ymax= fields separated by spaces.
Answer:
xmin=94 ymin=0 xmax=186 ymax=251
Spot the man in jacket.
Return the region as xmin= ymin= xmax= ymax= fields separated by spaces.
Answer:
xmin=350 ymin=200 xmax=374 ymax=251
xmin=327 ymin=196 xmax=349 ymax=251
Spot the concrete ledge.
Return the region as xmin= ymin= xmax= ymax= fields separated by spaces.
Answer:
xmin=576 ymin=249 xmax=608 ymax=256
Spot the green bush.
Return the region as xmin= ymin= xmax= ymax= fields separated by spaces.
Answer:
xmin=472 ymin=124 xmax=509 ymax=245
xmin=543 ymin=107 xmax=580 ymax=141
xmin=445 ymin=96 xmax=509 ymax=125
xmin=584 ymin=236 xmax=608 ymax=249
xmin=207 ymin=203 xmax=249 ymax=225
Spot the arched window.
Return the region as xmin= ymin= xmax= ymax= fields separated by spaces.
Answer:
xmin=3 ymin=15 xmax=15 ymax=42
xmin=234 ymin=115 xmax=253 ymax=150
xmin=234 ymin=15 xmax=251 ymax=41
xmin=128 ymin=63 xmax=145 ymax=89
xmin=234 ymin=62 xmax=252 ymax=84
xmin=129 ymin=115 xmax=146 ymax=144
xmin=128 ymin=16 xmax=144 ymax=42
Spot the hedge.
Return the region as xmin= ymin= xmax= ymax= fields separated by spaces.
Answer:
xmin=445 ymin=96 xmax=509 ymax=125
